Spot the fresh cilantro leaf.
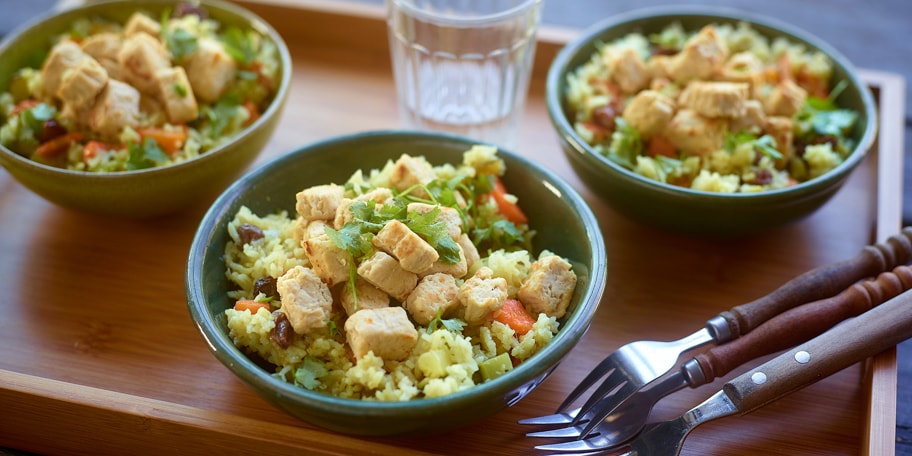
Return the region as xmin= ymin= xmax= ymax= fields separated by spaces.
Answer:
xmin=27 ymin=103 xmax=55 ymax=122
xmin=377 ymin=197 xmax=407 ymax=221
xmin=605 ymin=118 xmax=642 ymax=169
xmin=237 ymin=70 xmax=258 ymax=81
xmin=201 ymin=99 xmax=240 ymax=137
xmin=220 ymin=27 xmax=257 ymax=65
xmin=724 ymin=131 xmax=783 ymax=161
xmin=324 ymin=223 xmax=373 ymax=259
xmin=653 ymin=155 xmax=683 ymax=177
xmin=327 ymin=320 xmax=339 ymax=339
xmin=427 ymin=309 xmax=466 ymax=333
xmin=441 ymin=318 xmax=467 ymax=332
xmin=324 ymin=222 xmax=375 ymax=311
xmin=126 ymin=138 xmax=170 ymax=170
xmin=473 ymin=219 xmax=525 ymax=253
xmin=754 ymin=135 xmax=783 ymax=160
xmin=813 ymin=110 xmax=858 ymax=136
xmin=406 ymin=206 xmax=460 ymax=264
xmin=173 ymin=83 xmax=188 ymax=97
xmin=724 ymin=130 xmax=754 ymax=152
xmin=160 ymin=10 xmax=198 ymax=60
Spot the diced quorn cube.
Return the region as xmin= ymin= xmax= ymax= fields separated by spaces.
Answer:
xmin=664 ymin=109 xmax=728 ymax=157
xmin=344 ymin=306 xmax=418 ymax=361
xmin=622 ymin=90 xmax=676 ymax=139
xmin=457 ymin=267 xmax=508 ymax=324
xmin=404 ymin=273 xmax=460 ymax=325
xmin=183 ymin=37 xmax=237 ymax=103
xmin=57 ymin=57 xmax=109 ymax=111
xmin=678 ymin=81 xmax=749 ymax=119
xmin=88 ymin=79 xmax=140 ymax=138
xmin=154 ymin=66 xmax=199 ymax=124
xmin=123 ymin=12 xmax=161 ymax=37
xmin=295 ymin=184 xmax=344 ymax=221
xmin=372 ymin=220 xmax=439 ymax=274
xmin=303 ymin=233 xmax=350 ymax=287
xmin=357 ymin=251 xmax=418 ymax=302
xmin=339 ymin=278 xmax=390 ymax=316
xmin=277 ymin=266 xmax=333 ymax=334
xmin=390 ymin=154 xmax=435 ymax=195
xmin=41 ymin=41 xmax=88 ymax=98
xmin=80 ymin=32 xmax=122 ymax=79
xmin=117 ymin=32 xmax=171 ymax=95
xmin=518 ymin=255 xmax=577 ymax=319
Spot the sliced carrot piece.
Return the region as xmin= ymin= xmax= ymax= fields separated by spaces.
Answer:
xmin=493 ymin=299 xmax=536 ymax=336
xmin=242 ymin=100 xmax=260 ymax=126
xmin=646 ymin=135 xmax=677 ymax=158
xmin=9 ymin=99 xmax=40 ymax=117
xmin=82 ymin=140 xmax=111 ymax=162
xmin=233 ymin=299 xmax=271 ymax=314
xmin=138 ymin=127 xmax=188 ymax=156
xmin=489 ymin=177 xmax=528 ymax=225
xmin=34 ymin=132 xmax=82 ymax=158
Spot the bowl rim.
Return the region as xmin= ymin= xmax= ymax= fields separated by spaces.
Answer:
xmin=0 ymin=0 xmax=292 ymax=181
xmin=545 ymin=4 xmax=878 ymax=203
xmin=185 ymin=129 xmax=607 ymax=416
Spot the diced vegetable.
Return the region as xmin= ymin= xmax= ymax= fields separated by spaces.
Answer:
xmin=493 ymin=298 xmax=536 ymax=336
xmin=479 ymin=352 xmax=513 ymax=381
xmin=489 ymin=177 xmax=528 ymax=225
xmin=242 ymin=100 xmax=260 ymax=126
xmin=233 ymin=299 xmax=270 ymax=314
xmin=418 ymin=350 xmax=449 ymax=377
xmin=138 ymin=127 xmax=188 ymax=156
xmin=33 ymin=132 xmax=82 ymax=158
xmin=82 ymin=140 xmax=110 ymax=162
xmin=646 ymin=135 xmax=676 ymax=158
xmin=9 ymin=99 xmax=40 ymax=117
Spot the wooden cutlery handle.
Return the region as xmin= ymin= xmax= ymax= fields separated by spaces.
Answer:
xmin=718 ymin=227 xmax=912 ymax=340
xmin=695 ymin=264 xmax=912 ymax=382
xmin=723 ymin=286 xmax=912 ymax=414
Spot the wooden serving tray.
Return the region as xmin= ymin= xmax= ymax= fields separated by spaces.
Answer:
xmin=0 ymin=1 xmax=905 ymax=454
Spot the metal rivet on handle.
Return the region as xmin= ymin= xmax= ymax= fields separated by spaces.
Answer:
xmin=751 ymin=372 xmax=767 ymax=385
xmin=795 ymin=351 xmax=811 ymax=364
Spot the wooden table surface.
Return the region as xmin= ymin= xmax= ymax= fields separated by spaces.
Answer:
xmin=0 ymin=1 xmax=907 ymax=455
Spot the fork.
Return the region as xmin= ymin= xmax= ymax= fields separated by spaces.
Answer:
xmin=535 ymin=285 xmax=912 ymax=455
xmin=519 ymin=227 xmax=912 ymax=428
xmin=527 ymin=263 xmax=912 ymax=443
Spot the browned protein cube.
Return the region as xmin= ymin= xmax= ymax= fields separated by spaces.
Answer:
xmin=344 ymin=306 xmax=418 ymax=361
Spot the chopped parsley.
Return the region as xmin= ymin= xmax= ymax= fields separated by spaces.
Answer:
xmin=724 ymin=131 xmax=783 ymax=161
xmin=160 ymin=10 xmax=198 ymax=61
xmin=220 ymin=27 xmax=257 ymax=65
xmin=126 ymin=137 xmax=170 ymax=170
xmin=604 ymin=117 xmax=643 ymax=169
xmin=427 ymin=309 xmax=467 ymax=334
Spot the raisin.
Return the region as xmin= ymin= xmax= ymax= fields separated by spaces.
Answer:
xmin=39 ymin=119 xmax=67 ymax=143
xmin=253 ymin=276 xmax=278 ymax=299
xmin=747 ymin=169 xmax=773 ymax=185
xmin=237 ymin=223 xmax=264 ymax=246
xmin=270 ymin=312 xmax=292 ymax=348
xmin=592 ymin=105 xmax=618 ymax=132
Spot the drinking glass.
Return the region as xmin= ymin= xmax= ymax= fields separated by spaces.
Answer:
xmin=386 ymin=0 xmax=544 ymax=150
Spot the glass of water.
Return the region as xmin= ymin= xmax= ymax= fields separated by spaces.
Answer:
xmin=385 ymin=0 xmax=544 ymax=150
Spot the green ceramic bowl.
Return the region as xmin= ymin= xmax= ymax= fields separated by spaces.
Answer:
xmin=546 ymin=6 xmax=877 ymax=236
xmin=0 ymin=0 xmax=291 ymax=217
xmin=185 ymin=130 xmax=607 ymax=436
